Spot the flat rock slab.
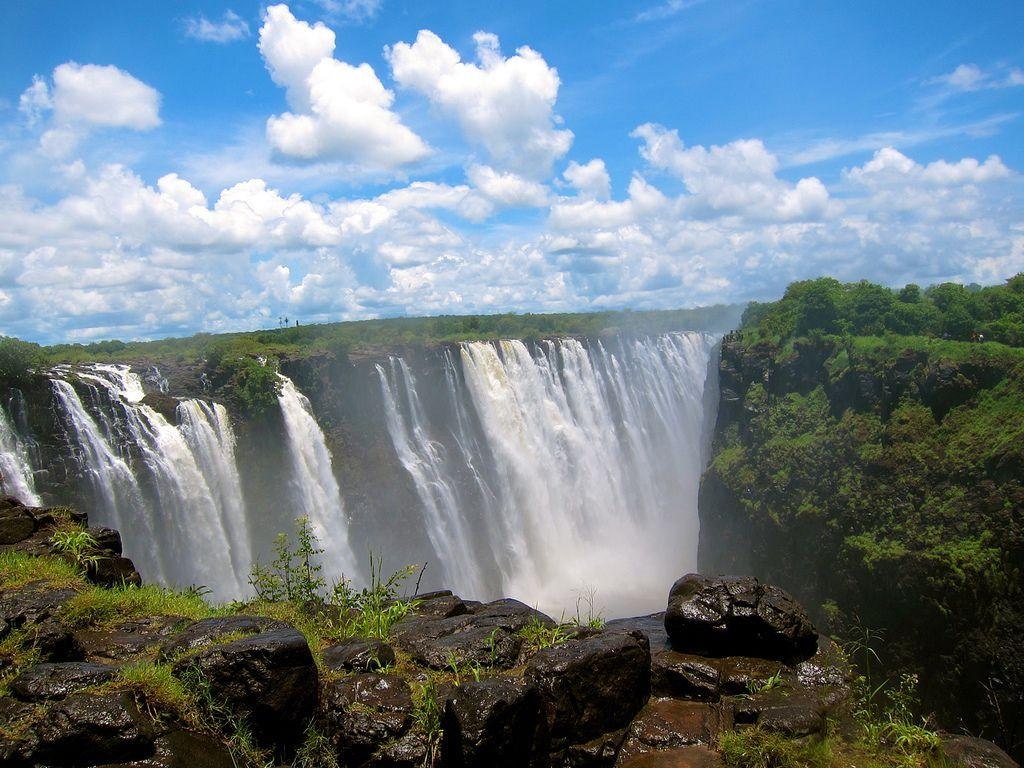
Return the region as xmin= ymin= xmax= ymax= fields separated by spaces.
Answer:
xmin=728 ymin=686 xmax=839 ymax=737
xmin=617 ymin=745 xmax=725 ymax=768
xmin=76 ymin=616 xmax=182 ymax=663
xmin=0 ymin=506 xmax=36 ymax=544
xmin=525 ymin=629 xmax=651 ymax=748
xmin=664 ymin=574 xmax=818 ymax=664
xmin=616 ymin=699 xmax=732 ymax=764
xmin=11 ymin=661 xmax=116 ymax=701
xmin=606 ymin=614 xmax=671 ymax=653
xmin=159 ymin=615 xmax=289 ymax=660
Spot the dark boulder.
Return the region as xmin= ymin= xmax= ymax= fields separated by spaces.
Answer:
xmin=11 ymin=661 xmax=116 ymax=701
xmin=392 ymin=598 xmax=549 ymax=671
xmin=33 ymin=692 xmax=155 ymax=765
xmin=323 ymin=673 xmax=414 ymax=766
xmin=941 ymin=735 xmax=1020 ymax=768
xmin=605 ymin=614 xmax=671 ymax=653
xmin=87 ymin=554 xmax=143 ymax=588
xmin=664 ymin=574 xmax=817 ymax=663
xmin=729 ymin=686 xmax=840 ymax=737
xmin=172 ymin=626 xmax=317 ymax=748
xmin=367 ymin=729 xmax=432 ymax=768
xmin=0 ymin=504 xmax=36 ymax=544
xmin=410 ymin=590 xmax=470 ymax=619
xmin=322 ymin=636 xmax=397 ymax=673
xmin=564 ymin=728 xmax=628 ymax=768
xmin=525 ymin=629 xmax=650 ymax=748
xmin=442 ymin=677 xmax=548 ymax=768
xmin=0 ymin=582 xmax=78 ymax=629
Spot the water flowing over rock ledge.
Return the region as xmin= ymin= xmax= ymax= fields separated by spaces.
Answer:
xmin=2 ymin=500 xmax=1016 ymax=768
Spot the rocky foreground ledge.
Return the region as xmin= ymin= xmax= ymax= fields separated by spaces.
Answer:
xmin=0 ymin=498 xmax=1017 ymax=768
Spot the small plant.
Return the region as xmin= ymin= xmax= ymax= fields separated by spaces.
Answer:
xmin=50 ymin=525 xmax=103 ymax=570
xmin=747 ymin=669 xmax=786 ymax=695
xmin=445 ymin=650 xmax=483 ymax=685
xmin=860 ymin=673 xmax=942 ymax=755
xmin=519 ymin=616 xmax=575 ymax=651
xmin=249 ymin=516 xmax=326 ymax=604
xmin=331 ymin=553 xmax=420 ymax=639
xmin=293 ymin=721 xmax=340 ymax=768
xmin=412 ymin=677 xmax=444 ymax=764
xmin=572 ymin=588 xmax=605 ymax=629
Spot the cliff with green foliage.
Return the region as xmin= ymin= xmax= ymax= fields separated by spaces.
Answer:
xmin=699 ymin=275 xmax=1024 ymax=760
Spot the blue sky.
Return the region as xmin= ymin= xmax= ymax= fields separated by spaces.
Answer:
xmin=1 ymin=0 xmax=1022 ymax=343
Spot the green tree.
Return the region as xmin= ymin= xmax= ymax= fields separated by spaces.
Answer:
xmin=0 ymin=336 xmax=45 ymax=384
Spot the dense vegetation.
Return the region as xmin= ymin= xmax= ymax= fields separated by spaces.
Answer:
xmin=700 ymin=273 xmax=1024 ymax=760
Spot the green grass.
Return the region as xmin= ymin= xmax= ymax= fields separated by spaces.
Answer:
xmin=62 ymin=584 xmax=216 ymax=628
xmin=0 ymin=551 xmax=88 ymax=590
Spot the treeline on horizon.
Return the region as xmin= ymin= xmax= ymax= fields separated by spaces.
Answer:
xmin=741 ymin=272 xmax=1024 ymax=346
xmin=1 ymin=304 xmax=742 ymax=380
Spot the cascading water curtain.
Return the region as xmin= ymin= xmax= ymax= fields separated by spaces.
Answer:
xmin=380 ymin=331 xmax=718 ymax=617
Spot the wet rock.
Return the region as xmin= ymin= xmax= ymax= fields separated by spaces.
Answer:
xmin=33 ymin=692 xmax=155 ymax=765
xmin=716 ymin=657 xmax=791 ymax=696
xmin=617 ymin=745 xmax=724 ymax=768
xmin=11 ymin=661 xmax=116 ymax=700
xmin=729 ymin=686 xmax=838 ymax=737
xmin=322 ymin=636 xmax=397 ymax=672
xmin=323 ymin=673 xmax=413 ymax=766
xmin=367 ymin=729 xmax=432 ymax=768
xmin=651 ymin=651 xmax=720 ymax=700
xmin=564 ymin=728 xmax=628 ymax=768
xmin=941 ymin=735 xmax=1019 ymax=768
xmin=76 ymin=616 xmax=182 ymax=663
xmin=664 ymin=575 xmax=817 ymax=664
xmin=795 ymin=636 xmax=851 ymax=689
xmin=88 ymin=526 xmax=124 ymax=555
xmin=0 ymin=582 xmax=78 ymax=629
xmin=88 ymin=554 xmax=143 ymax=588
xmin=411 ymin=590 xmax=470 ymax=619
xmin=392 ymin=598 xmax=549 ymax=671
xmin=525 ymin=629 xmax=650 ymax=748
xmin=29 ymin=617 xmax=85 ymax=662
xmin=172 ymin=626 xmax=317 ymax=747
xmin=0 ymin=696 xmax=39 ymax=766
xmin=0 ymin=505 xmax=36 ymax=544
xmin=159 ymin=615 xmax=288 ymax=660
xmin=442 ymin=677 xmax=547 ymax=768
xmin=616 ymin=700 xmax=732 ymax=764
xmin=605 ymin=614 xmax=671 ymax=653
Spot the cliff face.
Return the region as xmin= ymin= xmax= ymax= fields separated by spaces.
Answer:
xmin=699 ymin=333 xmax=1024 ymax=757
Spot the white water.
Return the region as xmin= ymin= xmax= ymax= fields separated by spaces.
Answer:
xmin=52 ymin=366 xmax=249 ymax=599
xmin=380 ymin=332 xmax=718 ymax=617
xmin=0 ymin=402 xmax=41 ymax=505
xmin=277 ymin=374 xmax=359 ymax=585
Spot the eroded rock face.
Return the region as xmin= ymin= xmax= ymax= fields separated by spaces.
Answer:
xmin=172 ymin=626 xmax=317 ymax=748
xmin=442 ymin=677 xmax=548 ymax=768
xmin=11 ymin=661 xmax=115 ymax=701
xmin=33 ymin=692 xmax=155 ymax=765
xmin=525 ymin=629 xmax=651 ymax=749
xmin=392 ymin=598 xmax=549 ymax=671
xmin=322 ymin=636 xmax=397 ymax=673
xmin=323 ymin=673 xmax=414 ymax=766
xmin=664 ymin=575 xmax=817 ymax=664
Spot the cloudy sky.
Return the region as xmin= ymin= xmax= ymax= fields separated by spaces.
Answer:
xmin=1 ymin=0 xmax=1022 ymax=344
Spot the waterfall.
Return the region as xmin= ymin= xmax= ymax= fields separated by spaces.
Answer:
xmin=51 ymin=366 xmax=249 ymax=599
xmin=0 ymin=400 xmax=41 ymax=505
xmin=380 ymin=332 xmax=718 ymax=617
xmin=377 ymin=357 xmax=491 ymax=598
xmin=276 ymin=374 xmax=359 ymax=585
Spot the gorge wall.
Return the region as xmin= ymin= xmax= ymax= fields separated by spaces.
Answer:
xmin=698 ymin=332 xmax=1024 ymax=757
xmin=0 ymin=332 xmax=720 ymax=618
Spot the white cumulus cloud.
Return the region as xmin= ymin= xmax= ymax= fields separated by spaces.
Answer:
xmin=259 ymin=4 xmax=429 ymax=168
xmin=387 ymin=30 xmax=572 ymax=177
